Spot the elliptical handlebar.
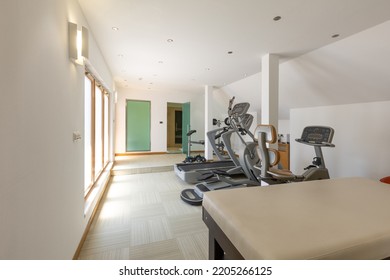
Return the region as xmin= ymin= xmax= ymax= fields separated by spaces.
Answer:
xmin=227 ymin=96 xmax=235 ymax=116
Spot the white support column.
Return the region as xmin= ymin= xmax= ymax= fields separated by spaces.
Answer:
xmin=204 ymin=85 xmax=214 ymax=160
xmin=261 ymin=54 xmax=279 ymax=127
xmin=261 ymin=54 xmax=279 ymax=148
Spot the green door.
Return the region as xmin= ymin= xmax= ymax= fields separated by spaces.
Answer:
xmin=182 ymin=102 xmax=190 ymax=154
xmin=126 ymin=100 xmax=151 ymax=151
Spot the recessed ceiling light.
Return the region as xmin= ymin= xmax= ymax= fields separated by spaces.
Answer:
xmin=332 ymin=34 xmax=340 ymax=38
xmin=273 ymin=16 xmax=282 ymax=21
xmin=167 ymin=39 xmax=174 ymax=43
xmin=112 ymin=27 xmax=119 ymax=31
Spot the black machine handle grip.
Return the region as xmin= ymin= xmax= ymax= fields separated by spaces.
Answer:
xmin=295 ymin=139 xmax=335 ymax=147
xmin=187 ymin=130 xmax=197 ymax=136
xmin=227 ymin=96 xmax=235 ymax=115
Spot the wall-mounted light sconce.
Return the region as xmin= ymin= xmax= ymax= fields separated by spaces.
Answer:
xmin=68 ymin=22 xmax=89 ymax=65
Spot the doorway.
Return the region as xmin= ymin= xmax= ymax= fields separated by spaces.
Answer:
xmin=167 ymin=102 xmax=190 ymax=153
xmin=167 ymin=103 xmax=182 ymax=153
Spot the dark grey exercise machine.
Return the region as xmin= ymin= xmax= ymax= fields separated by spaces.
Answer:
xmin=258 ymin=125 xmax=335 ymax=183
xmin=174 ymin=97 xmax=250 ymax=184
xmin=180 ymin=102 xmax=264 ymax=205
xmin=190 ymin=111 xmax=262 ymax=201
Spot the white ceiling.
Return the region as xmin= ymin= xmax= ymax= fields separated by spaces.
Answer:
xmin=77 ymin=0 xmax=390 ymax=97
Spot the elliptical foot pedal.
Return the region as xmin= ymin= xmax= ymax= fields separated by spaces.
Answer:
xmin=197 ymin=172 xmax=215 ymax=181
xmin=180 ymin=188 xmax=203 ymax=206
xmin=194 ymin=183 xmax=210 ymax=198
xmin=213 ymin=169 xmax=230 ymax=176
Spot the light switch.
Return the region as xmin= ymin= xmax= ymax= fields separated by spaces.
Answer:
xmin=73 ymin=131 xmax=82 ymax=142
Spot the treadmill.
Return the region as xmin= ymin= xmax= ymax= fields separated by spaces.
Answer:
xmin=174 ymin=99 xmax=251 ymax=184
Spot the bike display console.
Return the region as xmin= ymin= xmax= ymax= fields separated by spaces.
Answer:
xmin=296 ymin=126 xmax=335 ymax=147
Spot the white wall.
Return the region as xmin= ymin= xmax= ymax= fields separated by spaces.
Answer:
xmin=290 ymin=101 xmax=390 ymax=180
xmin=211 ymin=87 xmax=235 ymax=121
xmin=0 ymin=0 xmax=113 ymax=259
xmin=278 ymin=120 xmax=290 ymax=136
xmin=280 ymin=20 xmax=390 ymax=120
xmin=219 ymin=73 xmax=262 ymax=120
xmin=115 ymin=87 xmax=234 ymax=154
xmin=115 ymin=88 xmax=205 ymax=153
xmin=217 ymin=20 xmax=390 ymax=129
xmin=216 ymin=80 xmax=290 ymax=135
xmin=218 ymin=73 xmax=291 ymax=134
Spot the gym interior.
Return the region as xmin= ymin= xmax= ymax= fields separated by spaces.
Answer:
xmin=2 ymin=0 xmax=390 ymax=260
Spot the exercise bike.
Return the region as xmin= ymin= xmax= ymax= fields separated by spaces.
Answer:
xmin=256 ymin=125 xmax=335 ymax=183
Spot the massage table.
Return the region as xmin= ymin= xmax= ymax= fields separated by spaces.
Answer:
xmin=202 ymin=177 xmax=390 ymax=259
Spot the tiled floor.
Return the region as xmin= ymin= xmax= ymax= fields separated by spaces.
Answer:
xmin=78 ymin=154 xmax=208 ymax=260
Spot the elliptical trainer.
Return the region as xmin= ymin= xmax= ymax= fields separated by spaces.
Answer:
xmin=180 ymin=99 xmax=262 ymax=205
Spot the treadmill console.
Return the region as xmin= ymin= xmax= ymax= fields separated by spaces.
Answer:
xmin=296 ymin=126 xmax=335 ymax=146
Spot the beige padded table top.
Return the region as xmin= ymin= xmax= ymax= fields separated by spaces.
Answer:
xmin=202 ymin=177 xmax=390 ymax=259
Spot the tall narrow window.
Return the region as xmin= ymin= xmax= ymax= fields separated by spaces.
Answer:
xmin=84 ymin=71 xmax=111 ymax=197
xmin=84 ymin=76 xmax=92 ymax=191
xmin=94 ymin=85 xmax=103 ymax=178
xmin=103 ymin=93 xmax=109 ymax=165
